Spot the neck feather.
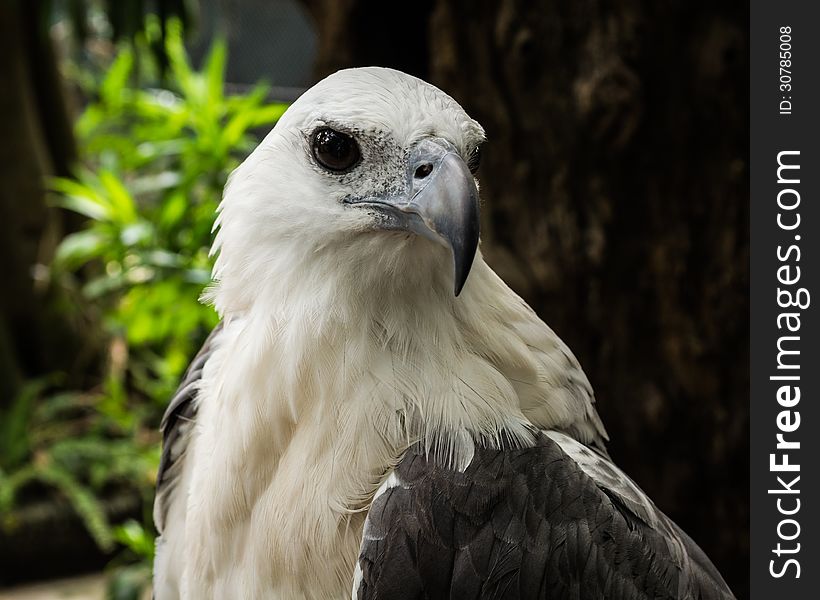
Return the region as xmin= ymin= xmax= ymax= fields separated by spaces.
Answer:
xmin=210 ymin=242 xmax=535 ymax=471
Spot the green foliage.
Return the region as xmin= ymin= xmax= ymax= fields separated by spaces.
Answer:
xmin=106 ymin=519 xmax=156 ymax=599
xmin=1 ymin=16 xmax=286 ymax=593
xmin=0 ymin=381 xmax=157 ymax=553
xmin=51 ymin=20 xmax=286 ymax=402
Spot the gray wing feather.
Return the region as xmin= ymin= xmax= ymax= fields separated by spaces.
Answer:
xmin=354 ymin=431 xmax=735 ymax=600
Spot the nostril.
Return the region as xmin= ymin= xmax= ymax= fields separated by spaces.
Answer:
xmin=414 ymin=163 xmax=434 ymax=179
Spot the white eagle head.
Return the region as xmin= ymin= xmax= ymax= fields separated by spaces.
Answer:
xmin=209 ymin=67 xmax=486 ymax=317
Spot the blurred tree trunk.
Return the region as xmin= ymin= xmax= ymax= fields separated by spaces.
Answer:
xmin=304 ymin=0 xmax=748 ymax=596
xmin=0 ymin=0 xmax=94 ymax=404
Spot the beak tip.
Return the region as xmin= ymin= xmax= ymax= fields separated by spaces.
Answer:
xmin=451 ymin=239 xmax=477 ymax=297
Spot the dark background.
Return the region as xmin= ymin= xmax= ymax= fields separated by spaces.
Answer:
xmin=0 ymin=0 xmax=749 ymax=596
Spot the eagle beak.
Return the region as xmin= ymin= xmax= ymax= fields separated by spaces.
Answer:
xmin=403 ymin=139 xmax=480 ymax=295
xmin=353 ymin=138 xmax=480 ymax=296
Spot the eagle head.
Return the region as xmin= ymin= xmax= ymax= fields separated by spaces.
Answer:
xmin=209 ymin=67 xmax=486 ymax=315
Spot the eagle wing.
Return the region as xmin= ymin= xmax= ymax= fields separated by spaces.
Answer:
xmin=153 ymin=322 xmax=223 ymax=533
xmin=353 ymin=430 xmax=734 ymax=600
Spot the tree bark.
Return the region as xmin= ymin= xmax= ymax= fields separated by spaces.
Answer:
xmin=304 ymin=0 xmax=748 ymax=596
xmin=0 ymin=0 xmax=95 ymax=404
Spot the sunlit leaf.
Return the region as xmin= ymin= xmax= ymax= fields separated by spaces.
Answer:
xmin=113 ymin=519 xmax=156 ymax=559
xmin=49 ymin=177 xmax=111 ymax=221
xmin=204 ymin=40 xmax=227 ymax=109
xmin=248 ymin=103 xmax=289 ymax=126
xmin=99 ymin=170 xmax=138 ymax=223
xmin=143 ymin=249 xmax=183 ymax=268
xmin=100 ymin=48 xmax=134 ymax=108
xmin=165 ymin=19 xmax=199 ymax=103
xmin=120 ymin=222 xmax=154 ymax=247
xmin=54 ymin=229 xmax=109 ymax=271
xmin=130 ymin=171 xmax=183 ymax=196
xmin=157 ymin=190 xmax=188 ymax=230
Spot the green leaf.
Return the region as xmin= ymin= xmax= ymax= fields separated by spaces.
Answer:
xmin=165 ymin=19 xmax=199 ymax=102
xmin=204 ymin=39 xmax=227 ymax=108
xmin=56 ymin=195 xmax=111 ymax=221
xmin=248 ymin=103 xmax=289 ymax=126
xmin=84 ymin=272 xmax=127 ymax=298
xmin=221 ymin=110 xmax=253 ymax=149
xmin=157 ymin=190 xmax=188 ymax=230
xmin=130 ymin=171 xmax=183 ymax=196
xmin=0 ymin=380 xmax=48 ymax=471
xmin=37 ymin=464 xmax=115 ymax=551
xmin=143 ymin=249 xmax=183 ymax=268
xmin=120 ymin=222 xmax=154 ymax=247
xmin=0 ymin=465 xmax=38 ymax=512
xmin=54 ymin=229 xmax=109 ymax=270
xmin=35 ymin=391 xmax=90 ymax=422
xmin=100 ymin=48 xmax=134 ymax=107
xmin=0 ymin=462 xmax=114 ymax=552
xmin=49 ymin=177 xmax=111 ymax=221
xmin=113 ymin=519 xmax=155 ymax=559
xmin=99 ymin=170 xmax=138 ymax=224
xmin=107 ymin=563 xmax=152 ymax=600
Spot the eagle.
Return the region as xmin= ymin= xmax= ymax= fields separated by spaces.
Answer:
xmin=152 ymin=67 xmax=735 ymax=600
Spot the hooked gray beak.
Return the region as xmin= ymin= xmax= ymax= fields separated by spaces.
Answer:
xmin=348 ymin=138 xmax=480 ymax=296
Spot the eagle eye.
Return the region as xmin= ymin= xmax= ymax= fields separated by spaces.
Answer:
xmin=311 ymin=127 xmax=361 ymax=172
xmin=467 ymin=145 xmax=482 ymax=174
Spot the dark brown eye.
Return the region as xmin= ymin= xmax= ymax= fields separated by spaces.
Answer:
xmin=311 ymin=127 xmax=360 ymax=172
xmin=467 ymin=145 xmax=482 ymax=174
